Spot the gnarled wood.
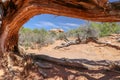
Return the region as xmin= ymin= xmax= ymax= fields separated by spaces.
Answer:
xmin=0 ymin=1 xmax=119 ymax=79
xmin=0 ymin=0 xmax=120 ymax=53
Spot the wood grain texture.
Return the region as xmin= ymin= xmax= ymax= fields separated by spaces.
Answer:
xmin=0 ymin=0 xmax=120 ymax=53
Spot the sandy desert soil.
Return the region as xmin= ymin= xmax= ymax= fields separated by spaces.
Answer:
xmin=20 ymin=34 xmax=120 ymax=80
xmin=26 ymin=34 xmax=120 ymax=61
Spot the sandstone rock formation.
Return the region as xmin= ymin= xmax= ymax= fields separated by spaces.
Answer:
xmin=49 ymin=28 xmax=64 ymax=33
xmin=0 ymin=0 xmax=120 ymax=54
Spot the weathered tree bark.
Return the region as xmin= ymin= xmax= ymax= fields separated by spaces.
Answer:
xmin=0 ymin=0 xmax=120 ymax=54
xmin=0 ymin=1 xmax=120 ymax=79
xmin=55 ymin=35 xmax=120 ymax=50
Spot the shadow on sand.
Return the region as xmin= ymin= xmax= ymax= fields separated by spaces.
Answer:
xmin=30 ymin=54 xmax=120 ymax=80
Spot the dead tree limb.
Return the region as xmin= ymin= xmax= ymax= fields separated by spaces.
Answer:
xmin=63 ymin=35 xmax=70 ymax=42
xmin=95 ymin=40 xmax=120 ymax=50
xmin=29 ymin=54 xmax=120 ymax=72
xmin=54 ymin=36 xmax=97 ymax=49
xmin=117 ymin=38 xmax=120 ymax=42
xmin=55 ymin=35 xmax=120 ymax=50
xmin=55 ymin=35 xmax=81 ymax=49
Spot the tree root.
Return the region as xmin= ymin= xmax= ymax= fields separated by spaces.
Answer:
xmin=32 ymin=55 xmax=89 ymax=69
xmin=0 ymin=53 xmax=120 ymax=79
xmin=95 ymin=40 xmax=120 ymax=50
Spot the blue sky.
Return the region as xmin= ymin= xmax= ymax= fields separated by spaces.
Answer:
xmin=109 ymin=0 xmax=119 ymax=2
xmin=23 ymin=14 xmax=86 ymax=31
xmin=23 ymin=0 xmax=118 ymax=31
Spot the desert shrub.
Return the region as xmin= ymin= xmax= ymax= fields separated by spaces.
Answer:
xmin=19 ymin=27 xmax=32 ymax=47
xmin=66 ymin=22 xmax=120 ymax=39
xmin=91 ymin=22 xmax=120 ymax=37
xmin=19 ymin=28 xmax=55 ymax=48
xmin=35 ymin=28 xmax=48 ymax=44
xmin=79 ymin=26 xmax=99 ymax=39
xmin=56 ymin=33 xmax=66 ymax=40
xmin=49 ymin=31 xmax=57 ymax=37
xmin=66 ymin=25 xmax=99 ymax=39
xmin=66 ymin=27 xmax=82 ymax=37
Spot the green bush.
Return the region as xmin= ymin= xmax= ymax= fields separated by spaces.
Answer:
xmin=19 ymin=28 xmax=55 ymax=48
xmin=91 ymin=22 xmax=120 ymax=37
xmin=66 ymin=25 xmax=99 ymax=39
xmin=66 ymin=27 xmax=82 ymax=37
xmin=56 ymin=33 xmax=66 ymax=40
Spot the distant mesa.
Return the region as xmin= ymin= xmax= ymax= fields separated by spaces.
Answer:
xmin=49 ymin=28 xmax=64 ymax=33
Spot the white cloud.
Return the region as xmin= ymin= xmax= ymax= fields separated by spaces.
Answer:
xmin=34 ymin=21 xmax=59 ymax=28
xmin=63 ymin=26 xmax=71 ymax=30
xmin=59 ymin=23 xmax=80 ymax=27
xmin=33 ymin=21 xmax=80 ymax=31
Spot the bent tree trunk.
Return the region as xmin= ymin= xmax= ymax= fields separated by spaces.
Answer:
xmin=0 ymin=0 xmax=120 ymax=55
